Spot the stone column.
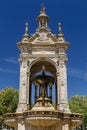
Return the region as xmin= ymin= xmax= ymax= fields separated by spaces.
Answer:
xmin=56 ymin=71 xmax=60 ymax=110
xmin=17 ymin=119 xmax=25 ymax=130
xmin=58 ymin=54 xmax=70 ymax=112
xmin=35 ymin=85 xmax=37 ymax=103
xmin=55 ymin=81 xmax=57 ymax=109
xmin=17 ymin=57 xmax=28 ymax=112
xmin=45 ymin=85 xmax=48 ymax=97
xmin=39 ymin=85 xmax=41 ymax=97
xmin=26 ymin=71 xmax=30 ymax=110
xmin=62 ymin=123 xmax=69 ymax=130
xmin=50 ymin=85 xmax=52 ymax=103
xmin=29 ymin=82 xmax=32 ymax=109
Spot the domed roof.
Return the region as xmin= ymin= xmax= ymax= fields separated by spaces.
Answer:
xmin=37 ymin=4 xmax=49 ymax=22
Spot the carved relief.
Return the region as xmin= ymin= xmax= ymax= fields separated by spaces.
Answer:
xmin=61 ymin=81 xmax=65 ymax=86
xmin=37 ymin=32 xmax=49 ymax=41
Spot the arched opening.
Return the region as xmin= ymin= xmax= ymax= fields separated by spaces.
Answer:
xmin=28 ymin=60 xmax=58 ymax=110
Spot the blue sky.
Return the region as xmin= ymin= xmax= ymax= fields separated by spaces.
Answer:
xmin=0 ymin=0 xmax=87 ymax=99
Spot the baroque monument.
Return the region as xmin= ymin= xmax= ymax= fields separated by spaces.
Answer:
xmin=4 ymin=5 xmax=82 ymax=130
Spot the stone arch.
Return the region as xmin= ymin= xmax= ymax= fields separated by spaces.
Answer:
xmin=28 ymin=57 xmax=58 ymax=109
xmin=29 ymin=57 xmax=57 ymax=78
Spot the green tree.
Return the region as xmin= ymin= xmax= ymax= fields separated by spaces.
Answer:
xmin=0 ymin=87 xmax=18 ymax=126
xmin=69 ymin=95 xmax=87 ymax=128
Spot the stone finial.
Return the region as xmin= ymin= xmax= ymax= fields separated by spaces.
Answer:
xmin=58 ymin=22 xmax=65 ymax=42
xmin=40 ymin=3 xmax=45 ymax=13
xmin=22 ymin=21 xmax=29 ymax=42
xmin=42 ymin=65 xmax=45 ymax=75
xmin=25 ymin=21 xmax=28 ymax=34
xmin=58 ymin=23 xmax=62 ymax=34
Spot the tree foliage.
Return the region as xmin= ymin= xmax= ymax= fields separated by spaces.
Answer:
xmin=0 ymin=87 xmax=18 ymax=126
xmin=69 ymin=95 xmax=87 ymax=127
xmin=0 ymin=87 xmax=87 ymax=129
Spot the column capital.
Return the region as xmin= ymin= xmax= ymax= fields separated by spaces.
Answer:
xmin=19 ymin=53 xmax=29 ymax=61
xmin=58 ymin=54 xmax=68 ymax=62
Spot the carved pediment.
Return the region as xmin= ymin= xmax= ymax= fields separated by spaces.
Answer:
xmin=29 ymin=29 xmax=58 ymax=44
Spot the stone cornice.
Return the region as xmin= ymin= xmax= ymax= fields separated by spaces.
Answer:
xmin=17 ymin=41 xmax=69 ymax=53
xmin=55 ymin=42 xmax=70 ymax=51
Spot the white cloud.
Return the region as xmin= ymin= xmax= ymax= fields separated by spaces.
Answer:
xmin=84 ymin=63 xmax=87 ymax=80
xmin=4 ymin=57 xmax=18 ymax=64
xmin=0 ymin=67 xmax=17 ymax=74
xmin=68 ymin=66 xmax=87 ymax=81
